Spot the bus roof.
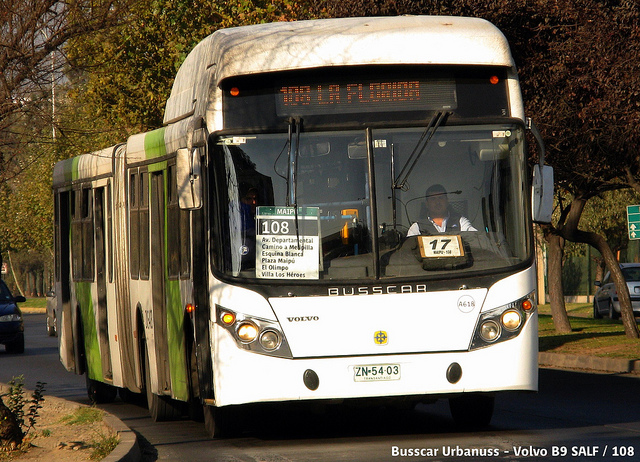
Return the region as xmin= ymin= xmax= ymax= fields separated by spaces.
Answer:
xmin=53 ymin=146 xmax=114 ymax=187
xmin=164 ymin=16 xmax=516 ymax=126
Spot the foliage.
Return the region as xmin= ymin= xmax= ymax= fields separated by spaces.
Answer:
xmin=0 ymin=375 xmax=46 ymax=451
xmin=581 ymin=190 xmax=640 ymax=255
xmin=65 ymin=0 xmax=323 ymax=135
xmin=5 ymin=376 xmax=46 ymax=435
xmin=0 ymin=0 xmax=137 ymax=183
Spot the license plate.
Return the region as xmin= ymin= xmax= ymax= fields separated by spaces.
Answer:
xmin=353 ymin=364 xmax=401 ymax=382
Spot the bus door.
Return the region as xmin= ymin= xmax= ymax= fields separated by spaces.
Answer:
xmin=151 ymin=171 xmax=171 ymax=394
xmin=94 ymin=186 xmax=113 ymax=382
xmin=56 ymin=190 xmax=76 ymax=372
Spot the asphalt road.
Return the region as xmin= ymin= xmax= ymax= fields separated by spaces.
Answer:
xmin=2 ymin=312 xmax=639 ymax=461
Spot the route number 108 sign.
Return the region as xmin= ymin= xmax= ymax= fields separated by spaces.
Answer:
xmin=255 ymin=206 xmax=320 ymax=280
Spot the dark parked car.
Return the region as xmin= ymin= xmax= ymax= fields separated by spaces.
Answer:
xmin=593 ymin=263 xmax=640 ymax=319
xmin=0 ymin=279 xmax=25 ymax=353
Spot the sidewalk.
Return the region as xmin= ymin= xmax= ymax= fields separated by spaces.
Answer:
xmin=539 ymin=352 xmax=640 ymax=375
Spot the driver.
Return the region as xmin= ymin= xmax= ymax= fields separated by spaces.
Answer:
xmin=407 ymin=184 xmax=476 ymax=236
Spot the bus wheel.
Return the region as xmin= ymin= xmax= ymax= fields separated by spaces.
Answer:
xmin=203 ymin=405 xmax=237 ymax=438
xmin=86 ymin=375 xmax=117 ymax=404
xmin=143 ymin=348 xmax=181 ymax=422
xmin=449 ymin=394 xmax=494 ymax=430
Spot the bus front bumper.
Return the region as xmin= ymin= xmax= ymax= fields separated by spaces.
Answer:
xmin=210 ymin=314 xmax=538 ymax=407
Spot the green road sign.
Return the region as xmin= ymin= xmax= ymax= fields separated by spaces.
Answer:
xmin=627 ymin=205 xmax=640 ymax=239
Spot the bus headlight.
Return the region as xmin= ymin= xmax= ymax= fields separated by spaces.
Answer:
xmin=237 ymin=322 xmax=259 ymax=342
xmin=215 ymin=305 xmax=292 ymax=358
xmin=259 ymin=330 xmax=281 ymax=350
xmin=479 ymin=320 xmax=500 ymax=342
xmin=501 ymin=310 xmax=522 ymax=331
xmin=470 ymin=292 xmax=536 ymax=350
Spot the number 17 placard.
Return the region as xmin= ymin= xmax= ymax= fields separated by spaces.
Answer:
xmin=417 ymin=235 xmax=465 ymax=258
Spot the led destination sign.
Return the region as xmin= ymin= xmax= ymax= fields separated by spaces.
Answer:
xmin=276 ymin=79 xmax=457 ymax=116
xmin=222 ymin=66 xmax=508 ymax=129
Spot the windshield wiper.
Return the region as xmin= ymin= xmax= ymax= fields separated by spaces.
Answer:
xmin=393 ymin=111 xmax=450 ymax=190
xmin=287 ymin=117 xmax=303 ymax=249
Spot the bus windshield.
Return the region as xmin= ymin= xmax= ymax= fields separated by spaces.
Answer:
xmin=210 ymin=122 xmax=531 ymax=282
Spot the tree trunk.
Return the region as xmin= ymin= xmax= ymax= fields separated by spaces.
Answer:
xmin=0 ymin=397 xmax=23 ymax=450
xmin=545 ymin=231 xmax=573 ymax=333
xmin=560 ymin=197 xmax=639 ymax=339
xmin=575 ymin=230 xmax=639 ymax=338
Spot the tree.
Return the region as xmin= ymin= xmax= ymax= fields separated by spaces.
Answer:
xmin=0 ymin=0 xmax=138 ymax=272
xmin=526 ymin=0 xmax=640 ymax=338
xmin=65 ymin=0 xmax=322 ymax=136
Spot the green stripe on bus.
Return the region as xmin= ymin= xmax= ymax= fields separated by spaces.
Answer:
xmin=162 ymin=171 xmax=189 ymax=401
xmin=75 ymin=282 xmax=102 ymax=381
xmin=166 ymin=280 xmax=189 ymax=401
xmin=144 ymin=127 xmax=167 ymax=159
xmin=71 ymin=157 xmax=80 ymax=182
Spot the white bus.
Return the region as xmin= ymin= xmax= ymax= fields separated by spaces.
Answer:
xmin=52 ymin=16 xmax=553 ymax=436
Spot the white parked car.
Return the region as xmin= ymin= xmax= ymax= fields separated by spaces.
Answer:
xmin=593 ymin=263 xmax=640 ymax=319
xmin=46 ymin=290 xmax=58 ymax=336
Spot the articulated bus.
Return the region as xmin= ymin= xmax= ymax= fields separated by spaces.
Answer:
xmin=53 ymin=16 xmax=553 ymax=436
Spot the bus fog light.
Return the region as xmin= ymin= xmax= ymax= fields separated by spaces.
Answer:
xmin=480 ymin=320 xmax=500 ymax=342
xmin=259 ymin=330 xmax=281 ymax=350
xmin=237 ymin=322 xmax=258 ymax=342
xmin=501 ymin=310 xmax=522 ymax=331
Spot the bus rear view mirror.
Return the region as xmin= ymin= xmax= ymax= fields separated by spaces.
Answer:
xmin=478 ymin=145 xmax=509 ymax=161
xmin=348 ymin=142 xmax=367 ymax=159
xmin=177 ymin=147 xmax=203 ymax=210
xmin=531 ymin=164 xmax=554 ymax=223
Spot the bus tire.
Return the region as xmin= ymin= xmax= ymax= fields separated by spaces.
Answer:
xmin=449 ymin=394 xmax=494 ymax=429
xmin=203 ymin=405 xmax=237 ymax=438
xmin=86 ymin=375 xmax=117 ymax=404
xmin=143 ymin=347 xmax=181 ymax=422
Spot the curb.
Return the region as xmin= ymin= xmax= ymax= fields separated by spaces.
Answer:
xmin=539 ymin=352 xmax=640 ymax=374
xmin=102 ymin=413 xmax=141 ymax=462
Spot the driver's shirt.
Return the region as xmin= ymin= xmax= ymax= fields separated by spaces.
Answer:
xmin=407 ymin=214 xmax=476 ymax=236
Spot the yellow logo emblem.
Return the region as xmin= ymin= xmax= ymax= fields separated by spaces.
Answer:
xmin=374 ymin=331 xmax=388 ymax=345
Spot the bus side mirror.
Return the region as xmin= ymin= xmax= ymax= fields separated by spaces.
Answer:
xmin=527 ymin=118 xmax=554 ymax=224
xmin=177 ymin=147 xmax=203 ymax=209
xmin=532 ymin=164 xmax=554 ymax=223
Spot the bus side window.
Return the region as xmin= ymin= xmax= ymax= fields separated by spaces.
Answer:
xmin=129 ymin=170 xmax=140 ymax=279
xmin=81 ymin=187 xmax=94 ymax=281
xmin=71 ymin=189 xmax=82 ymax=281
xmin=168 ymin=163 xmax=191 ymax=280
xmin=140 ymin=171 xmax=150 ymax=280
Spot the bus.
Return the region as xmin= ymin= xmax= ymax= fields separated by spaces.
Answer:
xmin=52 ymin=16 xmax=554 ymax=436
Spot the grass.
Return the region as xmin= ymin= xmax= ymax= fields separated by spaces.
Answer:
xmin=60 ymin=407 xmax=105 ymax=426
xmin=19 ymin=296 xmax=47 ymax=309
xmin=538 ymin=303 xmax=640 ymax=360
xmin=90 ymin=433 xmax=119 ymax=460
xmin=60 ymin=407 xmax=119 ymax=460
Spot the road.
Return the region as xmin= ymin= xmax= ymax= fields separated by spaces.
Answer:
xmin=1 ymin=312 xmax=639 ymax=461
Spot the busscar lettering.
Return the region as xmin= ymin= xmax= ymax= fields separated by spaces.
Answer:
xmin=328 ymin=284 xmax=427 ymax=296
